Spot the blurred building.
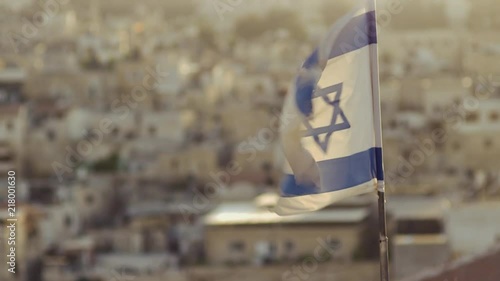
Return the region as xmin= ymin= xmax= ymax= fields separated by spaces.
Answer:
xmin=0 ymin=205 xmax=45 ymax=281
xmin=0 ymin=61 xmax=28 ymax=175
xmin=448 ymin=202 xmax=500 ymax=255
xmin=0 ymin=104 xmax=28 ymax=175
xmin=401 ymin=243 xmax=500 ymax=281
xmin=445 ymin=99 xmax=500 ymax=171
xmin=1 ymin=0 xmax=500 ymax=280
xmin=203 ymin=193 xmax=371 ymax=265
xmin=387 ymin=196 xmax=452 ymax=279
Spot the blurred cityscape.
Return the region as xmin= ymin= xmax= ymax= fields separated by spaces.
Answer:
xmin=0 ymin=0 xmax=500 ymax=280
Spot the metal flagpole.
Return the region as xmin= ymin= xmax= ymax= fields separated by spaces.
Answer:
xmin=367 ymin=0 xmax=390 ymax=280
xmin=377 ymin=183 xmax=390 ymax=281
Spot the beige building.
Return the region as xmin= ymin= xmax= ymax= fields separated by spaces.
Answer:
xmin=139 ymin=110 xmax=196 ymax=142
xmin=463 ymin=52 xmax=500 ymax=76
xmin=123 ymin=141 xmax=219 ymax=184
xmin=387 ymin=196 xmax=451 ymax=279
xmin=468 ymin=0 xmax=500 ymax=30
xmin=0 ymin=210 xmax=15 ymax=280
xmin=0 ymin=205 xmax=45 ymax=280
xmin=203 ymin=194 xmax=369 ymax=265
xmin=216 ymin=103 xmax=275 ymax=144
xmin=0 ymin=62 xmax=28 ymax=176
xmin=422 ymin=76 xmax=471 ymax=118
xmin=232 ymin=74 xmax=279 ymax=107
xmin=0 ymin=104 xmax=28 ymax=176
xmin=458 ymin=31 xmax=500 ymax=75
xmin=445 ymin=132 xmax=500 ymax=170
xmin=66 ymin=108 xmax=195 ymax=144
xmin=66 ymin=108 xmax=137 ymax=142
xmin=232 ymin=143 xmax=280 ymax=185
xmin=447 ymin=202 xmax=500 ymax=256
xmin=26 ymin=118 xmax=68 ymax=176
xmin=445 ymin=100 xmax=500 ymax=170
xmin=380 ymin=79 xmax=402 ymax=117
xmin=399 ymin=78 xmax=425 ymax=111
xmin=72 ymin=175 xmax=117 ymax=228
xmin=145 ymin=143 xmax=219 ymax=182
xmin=25 ymin=45 xmax=118 ymax=108
xmin=380 ymin=30 xmax=462 ymax=76
xmin=205 ymin=61 xmax=240 ymax=105
xmin=115 ymin=61 xmax=161 ymax=110
xmin=39 ymin=203 xmax=82 ymax=248
xmin=29 ymin=107 xmax=120 ymax=178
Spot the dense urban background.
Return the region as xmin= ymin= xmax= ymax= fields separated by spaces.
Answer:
xmin=0 ymin=0 xmax=500 ymax=280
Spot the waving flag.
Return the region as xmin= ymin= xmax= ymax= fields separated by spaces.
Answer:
xmin=274 ymin=0 xmax=384 ymax=216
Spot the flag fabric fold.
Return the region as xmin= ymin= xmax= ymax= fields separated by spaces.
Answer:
xmin=274 ymin=0 xmax=384 ymax=216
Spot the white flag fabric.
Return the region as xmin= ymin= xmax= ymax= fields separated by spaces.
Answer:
xmin=273 ymin=0 xmax=384 ymax=216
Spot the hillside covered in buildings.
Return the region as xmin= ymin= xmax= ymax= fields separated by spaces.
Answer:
xmin=0 ymin=0 xmax=500 ymax=280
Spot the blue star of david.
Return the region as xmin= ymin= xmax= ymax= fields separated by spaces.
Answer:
xmin=302 ymin=82 xmax=351 ymax=153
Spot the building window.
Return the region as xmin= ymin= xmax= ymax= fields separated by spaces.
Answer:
xmin=133 ymin=163 xmax=144 ymax=172
xmin=112 ymin=127 xmax=119 ymax=137
xmin=265 ymin=176 xmax=275 ymax=186
xmin=84 ymin=129 xmax=100 ymax=142
xmin=28 ymin=227 xmax=38 ymax=240
xmin=149 ymin=125 xmax=157 ymax=136
xmin=284 ymin=240 xmax=295 ymax=255
xmin=47 ymin=130 xmax=56 ymax=141
xmin=64 ymin=215 xmax=72 ymax=228
xmin=6 ymin=121 xmax=13 ymax=130
xmin=229 ymin=241 xmax=245 ymax=253
xmin=171 ymin=159 xmax=179 ymax=170
xmin=0 ymin=90 xmax=7 ymax=102
xmin=490 ymin=112 xmax=499 ymax=122
xmin=465 ymin=112 xmax=479 ymax=123
xmin=261 ymin=161 xmax=272 ymax=172
xmin=446 ymin=167 xmax=458 ymax=176
xmin=397 ymin=219 xmax=443 ymax=235
xmin=125 ymin=131 xmax=136 ymax=140
xmin=389 ymin=120 xmax=397 ymax=129
xmin=402 ymin=149 xmax=412 ymax=159
xmin=327 ymin=238 xmax=342 ymax=251
xmin=484 ymin=138 xmax=493 ymax=149
xmin=85 ymin=194 xmax=95 ymax=206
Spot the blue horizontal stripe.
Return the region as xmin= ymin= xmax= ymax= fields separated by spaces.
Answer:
xmin=328 ymin=11 xmax=377 ymax=60
xmin=280 ymin=174 xmax=319 ymax=197
xmin=280 ymin=147 xmax=383 ymax=197
xmin=318 ymin=147 xmax=381 ymax=191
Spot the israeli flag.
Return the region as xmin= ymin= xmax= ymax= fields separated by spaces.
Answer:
xmin=274 ymin=0 xmax=384 ymax=216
